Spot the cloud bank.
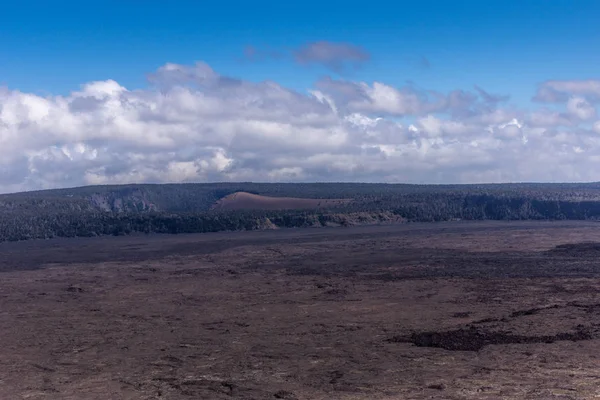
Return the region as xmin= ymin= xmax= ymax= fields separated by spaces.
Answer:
xmin=1 ymin=61 xmax=600 ymax=193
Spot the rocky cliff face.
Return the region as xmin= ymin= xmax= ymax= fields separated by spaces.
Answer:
xmin=89 ymin=190 xmax=158 ymax=212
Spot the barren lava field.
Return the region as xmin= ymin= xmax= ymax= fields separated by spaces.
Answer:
xmin=1 ymin=221 xmax=600 ymax=399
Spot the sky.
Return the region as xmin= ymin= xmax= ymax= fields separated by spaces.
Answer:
xmin=1 ymin=0 xmax=600 ymax=193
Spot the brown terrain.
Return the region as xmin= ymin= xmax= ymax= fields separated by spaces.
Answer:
xmin=1 ymin=221 xmax=600 ymax=399
xmin=211 ymin=191 xmax=352 ymax=210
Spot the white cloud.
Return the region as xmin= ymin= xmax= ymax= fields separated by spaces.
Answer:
xmin=527 ymin=109 xmax=573 ymax=127
xmin=416 ymin=115 xmax=474 ymax=137
xmin=2 ymin=61 xmax=600 ymax=193
xmin=352 ymin=82 xmax=424 ymax=115
xmin=566 ymin=96 xmax=596 ymax=120
xmin=315 ymin=77 xmax=446 ymax=116
xmin=534 ymin=80 xmax=600 ymax=103
xmin=493 ymin=118 xmax=524 ymax=140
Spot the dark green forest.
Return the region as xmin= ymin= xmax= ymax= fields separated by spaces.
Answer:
xmin=2 ymin=182 xmax=600 ymax=242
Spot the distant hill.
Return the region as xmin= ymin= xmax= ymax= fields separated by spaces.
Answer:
xmin=3 ymin=182 xmax=600 ymax=241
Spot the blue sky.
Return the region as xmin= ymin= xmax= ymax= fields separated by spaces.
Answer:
xmin=2 ymin=0 xmax=600 ymax=192
xmin=2 ymin=0 xmax=599 ymax=105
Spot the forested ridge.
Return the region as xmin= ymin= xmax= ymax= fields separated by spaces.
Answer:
xmin=3 ymin=182 xmax=600 ymax=242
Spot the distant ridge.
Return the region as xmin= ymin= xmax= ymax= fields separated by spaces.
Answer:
xmin=4 ymin=182 xmax=600 ymax=242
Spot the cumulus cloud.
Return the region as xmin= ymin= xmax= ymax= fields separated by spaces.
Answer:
xmin=566 ymin=96 xmax=597 ymax=120
xmin=534 ymin=80 xmax=600 ymax=103
xmin=1 ymin=61 xmax=600 ymax=193
xmin=314 ymin=77 xmax=447 ymax=116
xmin=527 ymin=109 xmax=574 ymax=127
xmin=294 ymin=41 xmax=370 ymax=72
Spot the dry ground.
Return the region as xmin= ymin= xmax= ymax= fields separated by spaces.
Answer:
xmin=1 ymin=221 xmax=600 ymax=399
xmin=210 ymin=191 xmax=351 ymax=210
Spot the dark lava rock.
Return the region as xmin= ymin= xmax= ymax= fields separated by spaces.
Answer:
xmin=274 ymin=390 xmax=298 ymax=399
xmin=547 ymin=242 xmax=600 ymax=257
xmin=66 ymin=285 xmax=83 ymax=293
xmin=392 ymin=326 xmax=593 ymax=351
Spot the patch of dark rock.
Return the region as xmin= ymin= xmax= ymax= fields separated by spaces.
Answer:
xmin=471 ymin=317 xmax=500 ymax=324
xmin=472 ymin=305 xmax=563 ymax=325
xmin=568 ymin=302 xmax=600 ymax=313
xmin=329 ymin=370 xmax=344 ymax=384
xmin=31 ymin=363 xmax=56 ymax=372
xmin=547 ymin=242 xmax=600 ymax=257
xmin=274 ymin=390 xmax=298 ymax=399
xmin=452 ymin=312 xmax=471 ymax=318
xmin=427 ymin=383 xmax=446 ymax=390
xmin=387 ymin=335 xmax=409 ymax=344
xmin=547 ymin=283 xmax=572 ymax=293
xmin=393 ymin=326 xmax=593 ymax=351
xmin=66 ymin=285 xmax=83 ymax=293
xmin=337 ymin=324 xmax=362 ymax=332
xmin=178 ymin=379 xmax=235 ymax=393
xmin=161 ymin=355 xmax=183 ymax=365
xmin=220 ymin=381 xmax=235 ymax=392
xmin=324 ymin=288 xmax=348 ymax=295
xmin=510 ymin=304 xmax=561 ymax=318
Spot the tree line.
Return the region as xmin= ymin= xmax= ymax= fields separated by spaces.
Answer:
xmin=3 ymin=183 xmax=600 ymax=241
